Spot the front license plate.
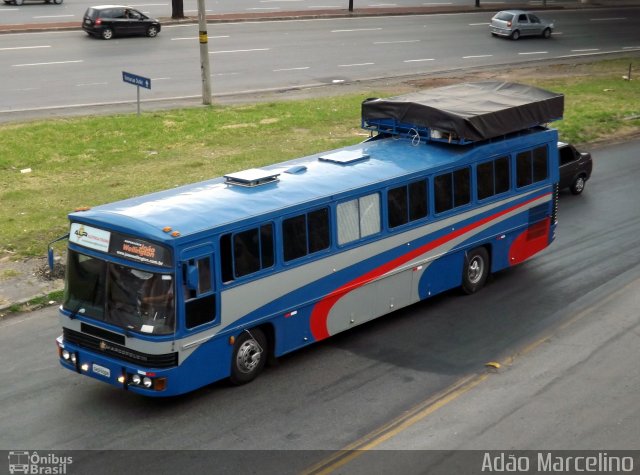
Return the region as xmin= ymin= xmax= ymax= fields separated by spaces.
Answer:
xmin=92 ymin=363 xmax=111 ymax=378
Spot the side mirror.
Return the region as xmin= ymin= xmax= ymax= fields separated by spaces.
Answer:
xmin=48 ymin=234 xmax=69 ymax=273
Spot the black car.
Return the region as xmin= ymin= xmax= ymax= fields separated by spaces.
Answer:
xmin=82 ymin=5 xmax=161 ymax=40
xmin=558 ymin=142 xmax=593 ymax=195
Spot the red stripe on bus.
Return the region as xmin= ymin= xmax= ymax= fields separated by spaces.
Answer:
xmin=309 ymin=193 xmax=551 ymax=341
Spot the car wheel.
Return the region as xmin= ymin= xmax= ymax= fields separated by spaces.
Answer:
xmin=462 ymin=247 xmax=490 ymax=295
xmin=511 ymin=30 xmax=520 ymax=40
xmin=15 ymin=0 xmax=23 ymax=5
xmin=570 ymin=176 xmax=586 ymax=195
xmin=54 ymin=0 xmax=63 ymax=4
xmin=101 ymin=28 xmax=113 ymax=40
xmin=230 ymin=328 xmax=267 ymax=385
xmin=542 ymin=28 xmax=551 ymax=39
xmin=146 ymin=25 xmax=159 ymax=38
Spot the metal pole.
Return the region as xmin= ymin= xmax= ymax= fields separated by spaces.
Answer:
xmin=197 ymin=0 xmax=212 ymax=105
xmin=349 ymin=0 xmax=353 ymax=12
xmin=137 ymin=85 xmax=140 ymax=116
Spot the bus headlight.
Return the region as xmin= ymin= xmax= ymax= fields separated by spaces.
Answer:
xmin=143 ymin=377 xmax=152 ymax=388
xmin=131 ymin=374 xmax=141 ymax=385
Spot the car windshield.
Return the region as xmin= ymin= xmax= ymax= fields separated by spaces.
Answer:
xmin=63 ymin=250 xmax=175 ymax=335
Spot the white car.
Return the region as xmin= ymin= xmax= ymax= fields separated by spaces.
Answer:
xmin=490 ymin=10 xmax=554 ymax=40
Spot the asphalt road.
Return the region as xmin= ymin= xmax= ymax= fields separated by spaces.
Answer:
xmin=1 ymin=7 xmax=639 ymax=117
xmin=0 ymin=138 xmax=639 ymax=474
xmin=0 ymin=0 xmax=584 ymax=27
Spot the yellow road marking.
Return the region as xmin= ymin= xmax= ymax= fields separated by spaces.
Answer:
xmin=302 ymin=275 xmax=640 ymax=475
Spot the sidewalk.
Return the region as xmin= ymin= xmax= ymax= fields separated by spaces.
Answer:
xmin=0 ymin=256 xmax=63 ymax=316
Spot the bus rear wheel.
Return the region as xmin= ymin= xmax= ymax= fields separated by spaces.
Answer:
xmin=462 ymin=247 xmax=490 ymax=294
xmin=230 ymin=328 xmax=267 ymax=385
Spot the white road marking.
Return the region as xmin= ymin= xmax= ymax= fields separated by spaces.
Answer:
xmin=403 ymin=58 xmax=435 ymax=62
xmin=12 ymin=60 xmax=83 ymax=67
xmin=210 ymin=48 xmax=270 ymax=54
xmin=0 ymin=45 xmax=51 ymax=51
xmin=273 ymin=66 xmax=310 ymax=71
xmin=463 ymin=54 xmax=493 ymax=59
xmin=171 ymin=35 xmax=230 ymax=41
xmin=374 ymin=39 xmax=420 ymax=44
xmin=77 ymin=82 xmax=108 ymax=87
xmin=590 ymin=17 xmax=627 ymax=21
xmin=469 ymin=22 xmax=489 ymax=26
xmin=571 ymin=48 xmax=599 ymax=52
xmin=518 ymin=51 xmax=548 ymax=55
xmin=338 ymin=62 xmax=375 ymax=67
xmin=331 ymin=28 xmax=383 ymax=33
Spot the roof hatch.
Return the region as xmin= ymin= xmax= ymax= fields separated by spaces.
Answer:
xmin=319 ymin=149 xmax=370 ymax=165
xmin=224 ymin=168 xmax=280 ymax=187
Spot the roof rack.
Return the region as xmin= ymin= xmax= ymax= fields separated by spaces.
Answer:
xmin=361 ymin=81 xmax=564 ymax=144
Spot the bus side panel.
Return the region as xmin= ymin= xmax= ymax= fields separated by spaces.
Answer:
xmin=417 ymin=251 xmax=465 ymax=300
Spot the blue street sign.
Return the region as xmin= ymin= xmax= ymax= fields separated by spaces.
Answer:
xmin=122 ymin=71 xmax=151 ymax=89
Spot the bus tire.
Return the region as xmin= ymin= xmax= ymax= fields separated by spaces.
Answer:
xmin=230 ymin=328 xmax=267 ymax=385
xmin=462 ymin=247 xmax=490 ymax=295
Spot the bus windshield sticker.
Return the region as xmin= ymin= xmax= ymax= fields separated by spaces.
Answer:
xmin=109 ymin=233 xmax=172 ymax=267
xmin=69 ymin=223 xmax=111 ymax=252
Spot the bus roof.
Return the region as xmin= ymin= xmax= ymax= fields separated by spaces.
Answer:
xmin=70 ymin=126 xmax=553 ymax=242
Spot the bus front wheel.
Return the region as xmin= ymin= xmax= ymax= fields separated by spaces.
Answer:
xmin=462 ymin=247 xmax=490 ymax=294
xmin=230 ymin=328 xmax=267 ymax=385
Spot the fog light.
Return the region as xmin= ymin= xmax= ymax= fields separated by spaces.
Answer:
xmin=62 ymin=350 xmax=70 ymax=360
xmin=131 ymin=374 xmax=141 ymax=385
xmin=143 ymin=377 xmax=152 ymax=388
xmin=118 ymin=375 xmax=126 ymax=384
xmin=70 ymin=353 xmax=77 ymax=364
xmin=81 ymin=363 xmax=89 ymax=372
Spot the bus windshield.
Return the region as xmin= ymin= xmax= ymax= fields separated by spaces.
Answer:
xmin=64 ymin=250 xmax=175 ymax=335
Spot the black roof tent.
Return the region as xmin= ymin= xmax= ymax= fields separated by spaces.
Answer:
xmin=361 ymin=81 xmax=564 ymax=144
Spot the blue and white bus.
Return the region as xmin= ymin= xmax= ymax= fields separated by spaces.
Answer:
xmin=54 ymin=81 xmax=563 ymax=396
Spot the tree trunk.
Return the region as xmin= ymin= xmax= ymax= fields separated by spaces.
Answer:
xmin=171 ymin=0 xmax=185 ymax=19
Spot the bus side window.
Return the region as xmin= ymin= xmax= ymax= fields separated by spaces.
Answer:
xmin=388 ymin=180 xmax=428 ymax=229
xmin=477 ymin=156 xmax=510 ymax=200
xmin=220 ymin=223 xmax=275 ymax=282
xmin=337 ymin=193 xmax=381 ymax=245
xmin=283 ymin=208 xmax=330 ymax=262
xmin=434 ymin=167 xmax=470 ymax=213
xmin=517 ymin=146 xmax=548 ymax=188
xmin=184 ymin=257 xmax=216 ymax=329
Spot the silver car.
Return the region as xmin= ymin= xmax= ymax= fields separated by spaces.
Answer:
xmin=490 ymin=10 xmax=554 ymax=40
